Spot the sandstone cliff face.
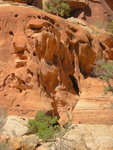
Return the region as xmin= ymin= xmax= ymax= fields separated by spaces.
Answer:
xmin=0 ymin=3 xmax=113 ymax=123
xmin=2 ymin=0 xmax=113 ymax=26
xmin=70 ymin=0 xmax=113 ymax=29
xmin=3 ymin=0 xmax=113 ymax=30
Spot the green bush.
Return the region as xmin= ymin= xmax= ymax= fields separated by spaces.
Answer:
xmin=104 ymin=86 xmax=113 ymax=94
xmin=44 ymin=0 xmax=71 ymax=18
xmin=92 ymin=60 xmax=113 ymax=93
xmin=107 ymin=20 xmax=113 ymax=34
xmin=27 ymin=112 xmax=60 ymax=141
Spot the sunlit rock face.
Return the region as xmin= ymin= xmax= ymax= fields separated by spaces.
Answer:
xmin=70 ymin=0 xmax=113 ymax=30
xmin=0 ymin=3 xmax=113 ymax=123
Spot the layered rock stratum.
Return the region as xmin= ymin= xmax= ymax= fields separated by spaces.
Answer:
xmin=0 ymin=1 xmax=113 ymax=124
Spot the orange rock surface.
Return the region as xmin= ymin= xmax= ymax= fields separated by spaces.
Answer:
xmin=2 ymin=0 xmax=113 ymax=27
xmin=0 ymin=3 xmax=113 ymax=123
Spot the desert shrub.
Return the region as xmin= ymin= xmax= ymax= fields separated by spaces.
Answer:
xmin=27 ymin=112 xmax=60 ymax=141
xmin=107 ymin=20 xmax=113 ymax=34
xmin=52 ymin=112 xmax=75 ymax=150
xmin=44 ymin=0 xmax=71 ymax=18
xmin=104 ymin=86 xmax=113 ymax=94
xmin=28 ymin=112 xmax=75 ymax=149
xmin=92 ymin=60 xmax=113 ymax=93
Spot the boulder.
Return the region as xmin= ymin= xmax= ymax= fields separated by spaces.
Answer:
xmin=9 ymin=134 xmax=40 ymax=150
xmin=1 ymin=116 xmax=29 ymax=137
xmin=36 ymin=124 xmax=113 ymax=150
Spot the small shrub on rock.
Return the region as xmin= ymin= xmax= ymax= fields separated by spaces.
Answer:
xmin=27 ymin=112 xmax=60 ymax=141
xmin=92 ymin=60 xmax=113 ymax=94
xmin=44 ymin=0 xmax=71 ymax=18
xmin=107 ymin=20 xmax=113 ymax=34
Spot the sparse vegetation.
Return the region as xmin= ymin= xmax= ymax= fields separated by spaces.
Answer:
xmin=44 ymin=0 xmax=71 ymax=18
xmin=28 ymin=112 xmax=61 ymax=141
xmin=27 ymin=111 xmax=75 ymax=149
xmin=107 ymin=20 xmax=113 ymax=34
xmin=50 ymin=111 xmax=74 ymax=150
xmin=92 ymin=60 xmax=113 ymax=94
xmin=91 ymin=20 xmax=113 ymax=34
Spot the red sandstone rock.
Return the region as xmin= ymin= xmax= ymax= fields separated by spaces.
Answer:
xmin=97 ymin=33 xmax=113 ymax=60
xmin=0 ymin=3 xmax=112 ymax=124
xmin=2 ymin=0 xmax=113 ymax=28
xmin=71 ymin=0 xmax=113 ymax=30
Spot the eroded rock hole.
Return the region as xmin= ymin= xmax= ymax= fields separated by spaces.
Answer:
xmin=72 ymin=61 xmax=75 ymax=67
xmin=36 ymin=143 xmax=41 ymax=148
xmin=69 ymin=43 xmax=73 ymax=51
xmin=37 ymin=16 xmax=41 ymax=19
xmin=79 ymin=40 xmax=86 ymax=44
xmin=69 ymin=26 xmax=78 ymax=33
xmin=88 ymin=38 xmax=93 ymax=46
xmin=15 ymin=14 xmax=18 ymax=17
xmin=16 ymin=148 xmax=21 ymax=150
xmin=16 ymin=61 xmax=27 ymax=68
xmin=31 ymin=26 xmax=41 ymax=31
xmin=17 ymin=54 xmax=27 ymax=60
xmin=69 ymin=75 xmax=79 ymax=95
xmin=42 ymin=16 xmax=55 ymax=25
xmin=100 ymin=42 xmax=106 ymax=50
xmin=27 ymin=69 xmax=34 ymax=76
xmin=16 ymin=104 xmax=20 ymax=107
xmin=55 ymin=23 xmax=60 ymax=28
xmin=33 ymin=52 xmax=36 ymax=56
xmin=27 ymin=15 xmax=32 ymax=18
xmin=9 ymin=31 xmax=14 ymax=36
xmin=29 ymin=25 xmax=42 ymax=32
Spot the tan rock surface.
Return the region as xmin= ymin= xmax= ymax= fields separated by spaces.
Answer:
xmin=1 ymin=115 xmax=29 ymax=137
xmin=64 ymin=124 xmax=113 ymax=150
xmin=9 ymin=134 xmax=39 ymax=150
xmin=37 ymin=124 xmax=113 ymax=150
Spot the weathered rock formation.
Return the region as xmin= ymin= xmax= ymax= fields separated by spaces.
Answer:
xmin=2 ymin=0 xmax=113 ymax=27
xmin=1 ymin=117 xmax=113 ymax=150
xmin=69 ymin=0 xmax=113 ymax=30
xmin=0 ymin=2 xmax=113 ymax=123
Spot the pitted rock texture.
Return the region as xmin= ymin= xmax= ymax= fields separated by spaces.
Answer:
xmin=0 ymin=4 xmax=113 ymax=123
xmin=2 ymin=0 xmax=113 ymax=26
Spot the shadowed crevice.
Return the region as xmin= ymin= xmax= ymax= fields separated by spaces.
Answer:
xmin=69 ymin=75 xmax=79 ymax=95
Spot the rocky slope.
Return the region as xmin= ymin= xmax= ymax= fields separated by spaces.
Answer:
xmin=0 ymin=1 xmax=112 ymax=124
xmin=1 ymin=116 xmax=113 ymax=150
xmin=0 ymin=1 xmax=113 ymax=150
